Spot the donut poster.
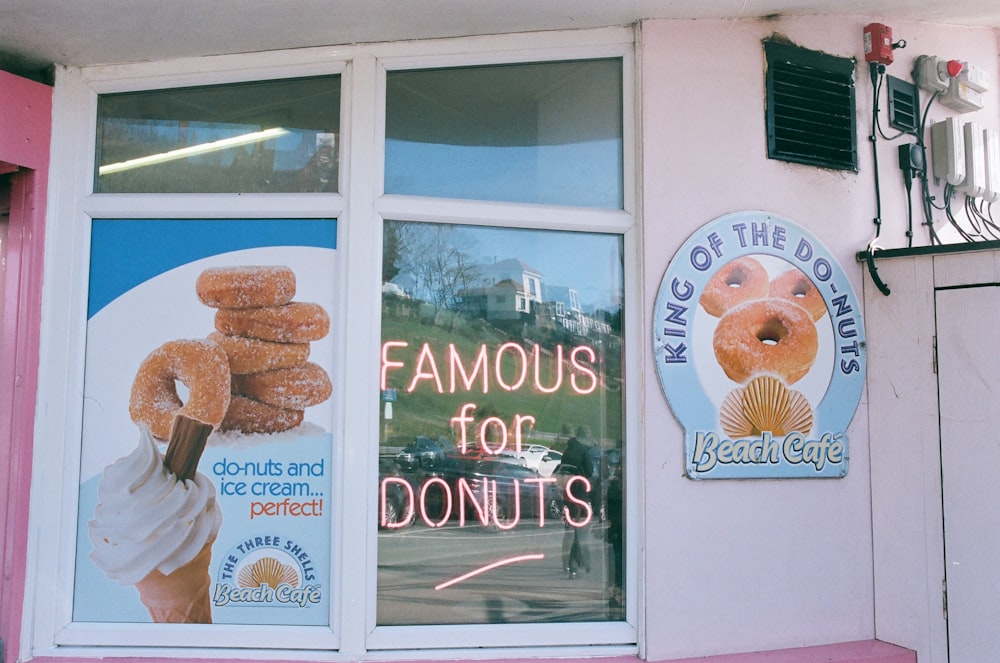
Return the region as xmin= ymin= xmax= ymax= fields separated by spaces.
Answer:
xmin=653 ymin=211 xmax=865 ymax=479
xmin=72 ymin=218 xmax=337 ymax=626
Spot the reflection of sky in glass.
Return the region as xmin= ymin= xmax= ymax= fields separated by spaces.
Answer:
xmin=454 ymin=226 xmax=623 ymax=312
xmin=385 ymin=138 xmax=623 ymax=209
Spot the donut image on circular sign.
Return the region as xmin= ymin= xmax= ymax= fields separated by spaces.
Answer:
xmin=652 ymin=211 xmax=865 ymax=479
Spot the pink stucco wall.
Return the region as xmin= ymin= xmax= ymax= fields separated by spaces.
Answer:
xmin=639 ymin=15 xmax=998 ymax=661
xmin=0 ymin=69 xmax=51 ymax=663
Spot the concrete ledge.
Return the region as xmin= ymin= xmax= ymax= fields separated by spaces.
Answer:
xmin=662 ymin=639 xmax=915 ymax=662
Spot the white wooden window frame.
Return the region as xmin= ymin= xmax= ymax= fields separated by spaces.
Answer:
xmin=24 ymin=26 xmax=642 ymax=662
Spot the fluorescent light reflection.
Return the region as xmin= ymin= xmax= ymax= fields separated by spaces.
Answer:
xmin=98 ymin=127 xmax=290 ymax=175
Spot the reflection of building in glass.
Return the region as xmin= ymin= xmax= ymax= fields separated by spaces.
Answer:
xmin=388 ymin=272 xmax=417 ymax=298
xmin=458 ymin=279 xmax=531 ymax=322
xmin=477 ymin=258 xmax=544 ymax=305
xmin=448 ymin=256 xmax=617 ymax=340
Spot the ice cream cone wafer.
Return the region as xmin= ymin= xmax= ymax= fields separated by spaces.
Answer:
xmin=135 ymin=537 xmax=215 ymax=623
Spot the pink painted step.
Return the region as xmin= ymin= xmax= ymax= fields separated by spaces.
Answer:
xmin=663 ymin=639 xmax=914 ymax=663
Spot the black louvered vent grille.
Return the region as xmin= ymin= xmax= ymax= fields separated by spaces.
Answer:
xmin=887 ymin=75 xmax=919 ymax=134
xmin=765 ymin=40 xmax=857 ymax=171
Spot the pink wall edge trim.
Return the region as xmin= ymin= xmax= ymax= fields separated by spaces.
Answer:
xmin=0 ymin=69 xmax=51 ymax=662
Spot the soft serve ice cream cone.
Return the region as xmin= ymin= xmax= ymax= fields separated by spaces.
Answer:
xmin=133 ymin=538 xmax=215 ymax=623
xmin=89 ymin=417 xmax=221 ymax=623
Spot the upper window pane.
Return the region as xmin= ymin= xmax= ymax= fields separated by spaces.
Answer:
xmin=96 ymin=77 xmax=340 ymax=193
xmin=385 ymin=59 xmax=623 ymax=208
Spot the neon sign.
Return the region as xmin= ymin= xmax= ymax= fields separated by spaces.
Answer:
xmin=380 ymin=340 xmax=601 ymax=530
xmin=381 ymin=341 xmax=598 ymax=395
xmin=380 ymin=475 xmax=592 ymax=529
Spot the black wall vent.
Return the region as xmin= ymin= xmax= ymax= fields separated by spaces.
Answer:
xmin=765 ymin=40 xmax=857 ymax=171
xmin=887 ymin=75 xmax=919 ymax=134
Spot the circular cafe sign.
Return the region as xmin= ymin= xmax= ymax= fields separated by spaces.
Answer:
xmin=653 ymin=211 xmax=865 ymax=479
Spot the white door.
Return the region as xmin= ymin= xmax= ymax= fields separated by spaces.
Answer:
xmin=936 ymin=285 xmax=1000 ymax=662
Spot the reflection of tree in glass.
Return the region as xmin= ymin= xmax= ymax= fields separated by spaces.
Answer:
xmin=381 ymin=220 xmax=625 ymax=447
xmin=386 ymin=222 xmax=481 ymax=317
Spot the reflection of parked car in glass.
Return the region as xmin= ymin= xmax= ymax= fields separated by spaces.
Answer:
xmin=395 ymin=436 xmax=456 ymax=471
xmin=378 ymin=457 xmax=416 ymax=529
xmin=535 ymin=450 xmax=562 ymax=477
xmin=510 ymin=444 xmax=554 ymax=471
xmin=463 ymin=460 xmax=564 ymax=523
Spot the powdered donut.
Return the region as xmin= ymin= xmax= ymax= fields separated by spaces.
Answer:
xmin=231 ymin=362 xmax=332 ymax=410
xmin=196 ymin=266 xmax=296 ymax=309
xmin=214 ymin=302 xmax=330 ymax=343
xmin=219 ymin=395 xmax=303 ymax=434
xmin=129 ymin=339 xmax=231 ymax=440
xmin=769 ymin=269 xmax=826 ymax=321
xmin=713 ymin=298 xmax=818 ymax=385
xmin=699 ymin=256 xmax=770 ymax=317
xmin=207 ymin=331 xmax=310 ymax=375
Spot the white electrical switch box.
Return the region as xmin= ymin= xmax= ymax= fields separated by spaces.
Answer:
xmin=960 ymin=121 xmax=985 ymax=197
xmin=959 ymin=64 xmax=990 ymax=93
xmin=931 ymin=117 xmax=966 ymax=185
xmin=941 ymin=63 xmax=985 ymax=113
xmin=915 ymin=55 xmax=949 ymax=93
xmin=984 ymin=128 xmax=1000 ymax=203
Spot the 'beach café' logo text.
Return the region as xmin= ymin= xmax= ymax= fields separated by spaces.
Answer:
xmin=213 ymin=534 xmax=322 ymax=608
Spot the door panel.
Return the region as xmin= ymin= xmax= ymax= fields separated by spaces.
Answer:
xmin=936 ymin=285 xmax=1000 ymax=662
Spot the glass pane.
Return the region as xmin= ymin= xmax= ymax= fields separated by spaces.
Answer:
xmin=97 ymin=77 xmax=340 ymax=193
xmin=378 ymin=221 xmax=626 ymax=625
xmin=385 ymin=60 xmax=623 ymax=208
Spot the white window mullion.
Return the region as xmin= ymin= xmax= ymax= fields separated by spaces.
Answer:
xmin=336 ymin=53 xmax=382 ymax=658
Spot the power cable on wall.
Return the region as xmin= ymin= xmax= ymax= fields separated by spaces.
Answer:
xmin=864 ymin=61 xmax=892 ymax=295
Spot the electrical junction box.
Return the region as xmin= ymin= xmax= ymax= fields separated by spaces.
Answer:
xmin=914 ymin=55 xmax=953 ymax=93
xmin=941 ymin=62 xmax=986 ymax=112
xmin=983 ymin=128 xmax=1000 ymax=203
xmin=931 ymin=117 xmax=966 ymax=185
xmin=958 ymin=63 xmax=990 ymax=92
xmin=959 ymin=121 xmax=985 ymax=197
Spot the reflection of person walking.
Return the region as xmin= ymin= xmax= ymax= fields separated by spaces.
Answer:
xmin=606 ymin=467 xmax=623 ymax=604
xmin=559 ymin=437 xmax=593 ymax=579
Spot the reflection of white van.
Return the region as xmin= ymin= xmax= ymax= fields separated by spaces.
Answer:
xmin=536 ymin=450 xmax=563 ymax=477
xmin=511 ymin=444 xmax=553 ymax=469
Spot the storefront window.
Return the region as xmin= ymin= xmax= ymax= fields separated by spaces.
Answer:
xmin=96 ymin=76 xmax=340 ymax=193
xmin=378 ymin=221 xmax=626 ymax=624
xmin=30 ymin=28 xmax=635 ymax=659
xmin=385 ymin=59 xmax=623 ymax=208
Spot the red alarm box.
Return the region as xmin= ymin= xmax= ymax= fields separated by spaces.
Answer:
xmin=864 ymin=23 xmax=894 ymax=65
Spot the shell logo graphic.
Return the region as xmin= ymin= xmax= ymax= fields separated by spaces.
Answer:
xmin=719 ymin=375 xmax=813 ymax=439
xmin=237 ymin=556 xmax=300 ymax=589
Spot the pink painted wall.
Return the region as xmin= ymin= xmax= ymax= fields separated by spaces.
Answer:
xmin=639 ymin=15 xmax=998 ymax=661
xmin=0 ymin=69 xmax=51 ymax=662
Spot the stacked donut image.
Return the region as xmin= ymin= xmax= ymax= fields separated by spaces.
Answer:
xmin=699 ymin=257 xmax=826 ymax=439
xmin=129 ymin=265 xmax=332 ymax=440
